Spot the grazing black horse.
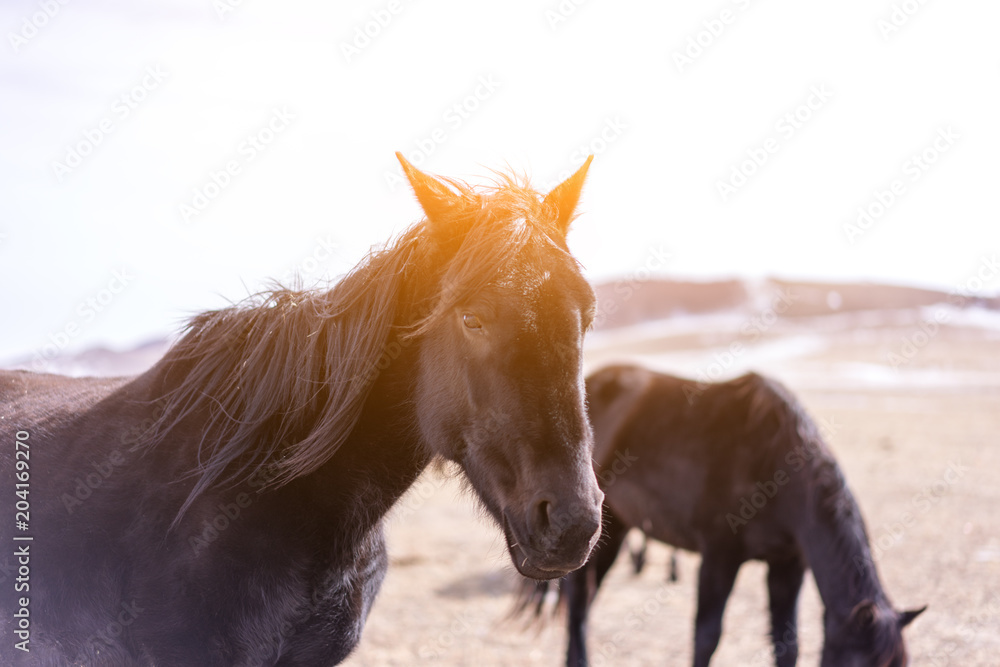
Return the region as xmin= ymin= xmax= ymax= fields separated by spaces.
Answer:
xmin=0 ymin=154 xmax=606 ymax=665
xmin=519 ymin=364 xmax=925 ymax=667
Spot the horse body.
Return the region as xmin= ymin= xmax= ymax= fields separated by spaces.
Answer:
xmin=3 ymin=361 xmax=410 ymax=665
xmin=521 ymin=364 xmax=923 ymax=667
xmin=1 ymin=155 xmax=605 ymax=665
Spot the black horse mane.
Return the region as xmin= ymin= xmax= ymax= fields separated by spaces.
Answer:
xmin=144 ymin=174 xmax=570 ymax=523
xmin=797 ymin=393 xmax=905 ymax=662
xmin=736 ymin=374 xmax=898 ymax=632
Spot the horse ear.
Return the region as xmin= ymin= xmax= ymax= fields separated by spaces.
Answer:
xmin=396 ymin=152 xmax=465 ymax=229
xmin=542 ymin=155 xmax=593 ymax=237
xmin=849 ymin=600 xmax=878 ymax=628
xmin=898 ymin=605 xmax=927 ymax=628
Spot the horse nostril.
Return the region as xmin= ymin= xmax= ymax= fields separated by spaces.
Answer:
xmin=532 ymin=499 xmax=553 ymax=534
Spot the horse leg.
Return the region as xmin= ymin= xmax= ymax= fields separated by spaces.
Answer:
xmin=692 ymin=546 xmax=742 ymax=667
xmin=564 ymin=508 xmax=629 ymax=667
xmin=766 ymin=553 xmax=806 ymax=667
xmin=629 ymin=530 xmax=648 ymax=574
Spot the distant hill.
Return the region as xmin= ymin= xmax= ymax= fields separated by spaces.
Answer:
xmin=592 ymin=277 xmax=1000 ymax=330
xmin=3 ymin=338 xmax=172 ymax=378
xmin=6 ymin=278 xmax=998 ymax=377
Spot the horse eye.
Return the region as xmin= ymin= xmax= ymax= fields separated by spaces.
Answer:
xmin=462 ymin=313 xmax=482 ymax=330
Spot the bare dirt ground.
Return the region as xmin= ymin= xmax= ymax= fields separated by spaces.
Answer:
xmin=344 ymin=310 xmax=1000 ymax=666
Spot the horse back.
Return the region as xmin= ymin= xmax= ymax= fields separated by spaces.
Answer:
xmin=585 ymin=365 xmax=817 ymax=553
xmin=0 ymin=369 xmax=139 ymax=493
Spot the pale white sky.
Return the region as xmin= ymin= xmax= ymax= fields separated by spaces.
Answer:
xmin=1 ymin=0 xmax=998 ymax=361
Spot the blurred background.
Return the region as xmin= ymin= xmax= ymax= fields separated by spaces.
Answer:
xmin=2 ymin=1 xmax=998 ymax=664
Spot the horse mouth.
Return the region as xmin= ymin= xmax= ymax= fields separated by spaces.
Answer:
xmin=502 ymin=516 xmax=574 ymax=581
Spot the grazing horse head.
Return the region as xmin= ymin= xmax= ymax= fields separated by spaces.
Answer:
xmin=398 ymin=154 xmax=603 ymax=579
xmin=822 ymin=601 xmax=926 ymax=666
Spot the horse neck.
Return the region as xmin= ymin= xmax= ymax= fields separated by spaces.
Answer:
xmin=302 ymin=337 xmax=432 ymax=532
xmin=799 ymin=458 xmax=891 ymax=624
xmin=140 ymin=227 xmax=439 ymax=525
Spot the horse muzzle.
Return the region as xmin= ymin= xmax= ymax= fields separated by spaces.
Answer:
xmin=502 ymin=493 xmax=603 ymax=580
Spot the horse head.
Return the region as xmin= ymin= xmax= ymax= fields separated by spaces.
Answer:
xmin=398 ymin=153 xmax=603 ymax=580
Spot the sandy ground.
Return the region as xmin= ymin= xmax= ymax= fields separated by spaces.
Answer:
xmin=343 ymin=310 xmax=1000 ymax=666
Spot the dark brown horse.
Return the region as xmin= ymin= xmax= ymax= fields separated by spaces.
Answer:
xmin=0 ymin=154 xmax=605 ymax=665
xmin=518 ymin=364 xmax=925 ymax=667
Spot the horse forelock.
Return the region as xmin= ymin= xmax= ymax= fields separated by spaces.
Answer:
xmin=432 ymin=171 xmax=569 ymax=245
xmin=408 ymin=174 xmax=584 ymax=336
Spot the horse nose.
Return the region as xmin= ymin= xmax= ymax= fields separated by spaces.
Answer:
xmin=526 ymin=493 xmax=602 ymax=558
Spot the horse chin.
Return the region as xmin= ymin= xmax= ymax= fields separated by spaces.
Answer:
xmin=502 ymin=516 xmax=573 ymax=581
